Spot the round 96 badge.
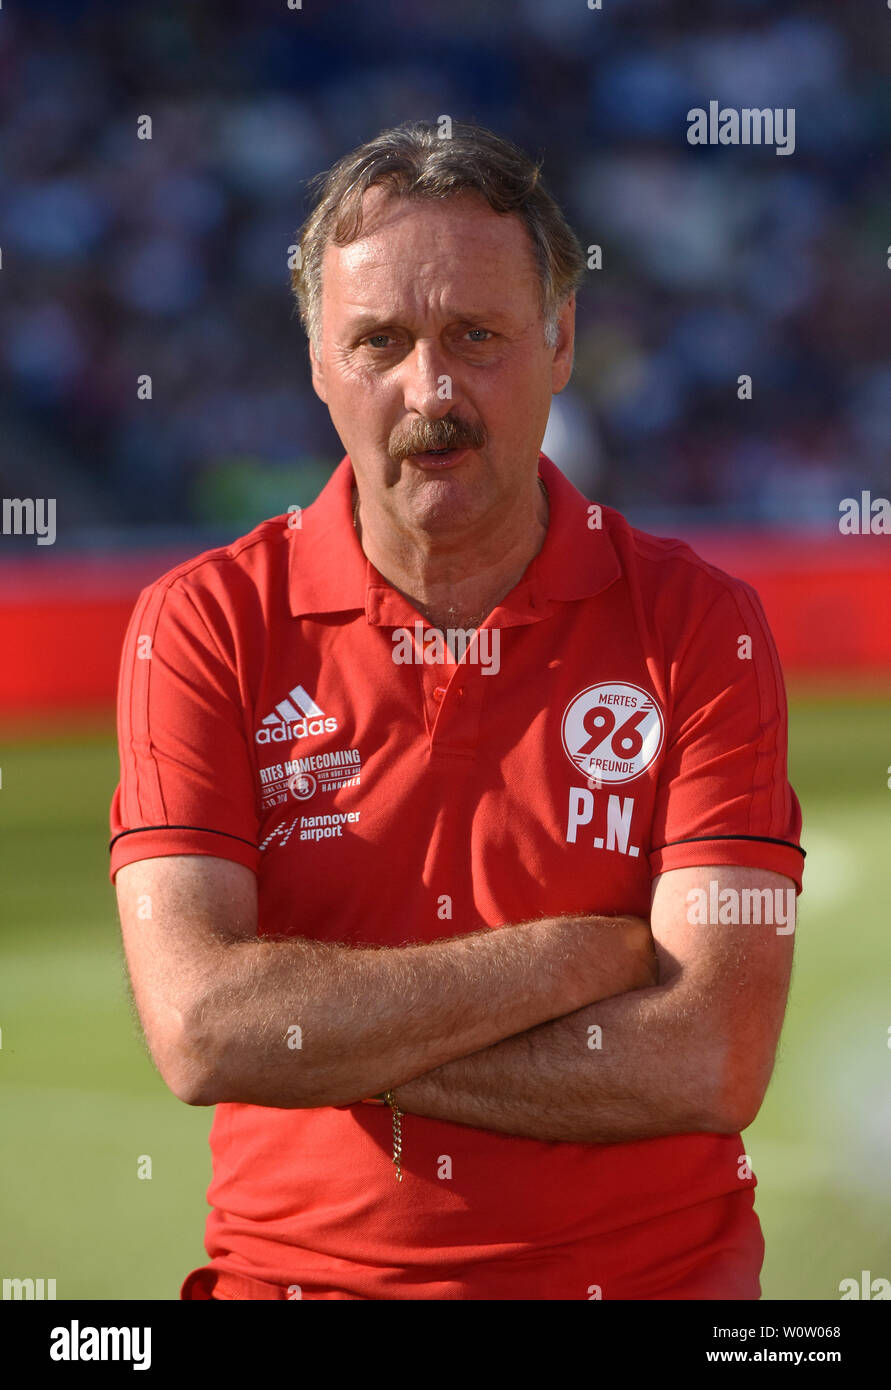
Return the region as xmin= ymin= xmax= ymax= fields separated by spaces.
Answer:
xmin=561 ymin=681 xmax=664 ymax=785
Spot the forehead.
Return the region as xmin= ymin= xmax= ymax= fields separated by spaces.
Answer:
xmin=320 ymin=187 xmax=541 ymax=313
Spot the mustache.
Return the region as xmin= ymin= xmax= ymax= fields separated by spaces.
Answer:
xmin=389 ymin=416 xmax=487 ymax=460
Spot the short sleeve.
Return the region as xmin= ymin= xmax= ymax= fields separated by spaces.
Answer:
xmin=109 ymin=574 xmax=260 ymax=882
xmin=648 ymin=577 xmax=805 ymax=893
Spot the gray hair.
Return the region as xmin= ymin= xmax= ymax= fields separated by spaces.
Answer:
xmin=291 ymin=120 xmax=586 ymax=355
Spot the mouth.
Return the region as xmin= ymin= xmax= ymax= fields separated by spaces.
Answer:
xmin=407 ymin=448 xmax=470 ymax=469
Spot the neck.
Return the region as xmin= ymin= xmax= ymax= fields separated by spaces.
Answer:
xmin=353 ymin=478 xmax=549 ymax=631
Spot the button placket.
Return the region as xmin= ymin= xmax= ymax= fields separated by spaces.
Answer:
xmin=426 ymin=663 xmax=459 ymax=727
xmin=427 ymin=658 xmax=482 ymax=754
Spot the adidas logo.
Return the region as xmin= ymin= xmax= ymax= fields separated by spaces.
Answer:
xmin=255 ymin=684 xmax=338 ymax=744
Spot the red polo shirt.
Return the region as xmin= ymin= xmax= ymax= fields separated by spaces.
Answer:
xmin=109 ymin=452 xmax=804 ymax=1300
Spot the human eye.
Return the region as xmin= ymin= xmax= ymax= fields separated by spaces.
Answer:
xmin=465 ymin=328 xmax=493 ymax=342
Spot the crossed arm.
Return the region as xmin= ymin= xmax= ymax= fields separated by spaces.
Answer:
xmin=394 ymin=866 xmax=796 ymax=1142
xmin=116 ymin=857 xmax=795 ymax=1145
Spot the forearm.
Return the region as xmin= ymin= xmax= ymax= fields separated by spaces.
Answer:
xmin=393 ymin=976 xmax=726 ymax=1144
xmin=188 ymin=914 xmax=654 ymax=1108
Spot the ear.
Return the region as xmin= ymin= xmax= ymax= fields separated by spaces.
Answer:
xmin=550 ymin=295 xmax=576 ymax=395
xmin=309 ymin=336 xmax=328 ymax=404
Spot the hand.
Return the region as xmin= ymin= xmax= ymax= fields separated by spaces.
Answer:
xmin=621 ymin=915 xmax=659 ymax=989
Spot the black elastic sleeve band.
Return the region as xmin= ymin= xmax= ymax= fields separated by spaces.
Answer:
xmin=650 ymin=832 xmax=805 ymax=858
xmin=109 ymin=824 xmax=258 ymax=853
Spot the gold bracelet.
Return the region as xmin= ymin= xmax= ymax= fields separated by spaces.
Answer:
xmin=383 ymin=1089 xmax=404 ymax=1182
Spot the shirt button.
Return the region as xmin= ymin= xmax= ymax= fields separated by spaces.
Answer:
xmin=433 ymin=686 xmax=447 ymax=701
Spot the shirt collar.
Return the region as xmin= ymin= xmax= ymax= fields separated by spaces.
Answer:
xmin=287 ymin=451 xmax=621 ymax=622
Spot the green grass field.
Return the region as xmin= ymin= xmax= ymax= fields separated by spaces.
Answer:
xmin=1 ymin=696 xmax=889 ymax=1299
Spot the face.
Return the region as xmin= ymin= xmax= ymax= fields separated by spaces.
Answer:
xmin=309 ymin=187 xmax=575 ymax=535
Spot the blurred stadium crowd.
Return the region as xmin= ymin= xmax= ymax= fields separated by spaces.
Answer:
xmin=1 ymin=0 xmax=889 ymax=540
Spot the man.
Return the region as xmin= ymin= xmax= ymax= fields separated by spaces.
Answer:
xmin=110 ymin=121 xmax=804 ymax=1300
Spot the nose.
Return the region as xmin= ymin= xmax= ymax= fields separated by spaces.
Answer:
xmin=398 ymin=338 xmax=454 ymax=419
